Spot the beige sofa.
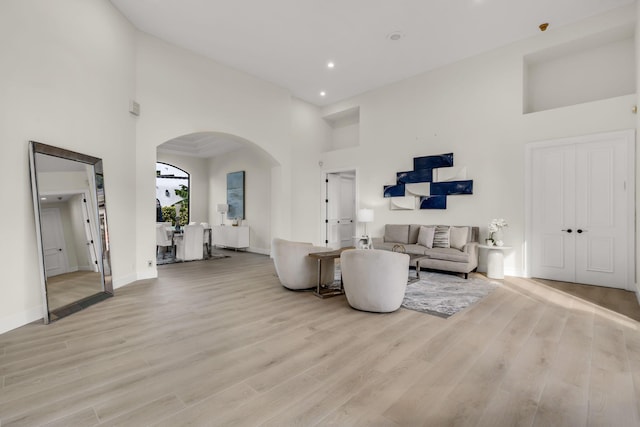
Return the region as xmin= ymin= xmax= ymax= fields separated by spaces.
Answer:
xmin=372 ymin=224 xmax=479 ymax=279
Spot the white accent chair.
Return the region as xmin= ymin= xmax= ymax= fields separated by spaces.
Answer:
xmin=272 ymin=238 xmax=335 ymax=290
xmin=340 ymin=249 xmax=410 ymax=313
xmin=176 ymin=224 xmax=205 ymax=261
xmin=156 ymin=223 xmax=173 ymax=258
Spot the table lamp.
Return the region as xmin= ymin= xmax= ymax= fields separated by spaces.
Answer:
xmin=217 ymin=203 xmax=228 ymax=226
xmin=357 ymin=208 xmax=374 ymax=249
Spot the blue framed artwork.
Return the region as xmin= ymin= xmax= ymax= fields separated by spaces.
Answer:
xmin=227 ymin=171 xmax=245 ymax=219
xmin=383 ymin=153 xmax=474 ymax=209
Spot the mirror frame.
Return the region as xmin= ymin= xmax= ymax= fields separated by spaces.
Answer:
xmin=29 ymin=141 xmax=113 ymax=323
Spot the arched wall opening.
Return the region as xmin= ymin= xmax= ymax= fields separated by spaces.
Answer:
xmin=156 ymin=131 xmax=281 ymax=256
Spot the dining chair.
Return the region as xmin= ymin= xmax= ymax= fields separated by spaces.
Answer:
xmin=156 ymin=223 xmax=173 ymax=258
xmin=175 ymin=224 xmax=205 ymax=261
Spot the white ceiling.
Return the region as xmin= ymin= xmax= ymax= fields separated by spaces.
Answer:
xmin=110 ymin=0 xmax=633 ymax=107
xmin=157 ymin=132 xmax=248 ymax=158
xmin=111 ymin=0 xmax=634 ymax=157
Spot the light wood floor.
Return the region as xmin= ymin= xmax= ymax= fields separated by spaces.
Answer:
xmin=1 ymin=251 xmax=639 ymax=426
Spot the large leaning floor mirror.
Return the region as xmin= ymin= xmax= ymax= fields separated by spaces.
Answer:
xmin=29 ymin=141 xmax=113 ymax=323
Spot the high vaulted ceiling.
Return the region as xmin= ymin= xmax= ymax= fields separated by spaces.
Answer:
xmin=110 ymin=0 xmax=633 ymax=107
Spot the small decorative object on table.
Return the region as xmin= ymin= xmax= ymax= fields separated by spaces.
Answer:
xmin=358 ymin=236 xmax=372 ymax=249
xmin=391 ymin=244 xmax=406 ymax=253
xmin=488 ymin=218 xmax=508 ymax=247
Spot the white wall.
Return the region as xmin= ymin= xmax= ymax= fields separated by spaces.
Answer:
xmin=156 ymin=153 xmax=209 ymax=224
xmin=636 ymin=0 xmax=640 ymax=302
xmin=0 ymin=0 xmax=137 ymax=333
xmin=135 ymin=33 xmax=294 ymax=276
xmin=290 ymin=98 xmax=333 ymax=244
xmin=525 ymin=33 xmax=635 ymax=113
xmin=300 ymin=5 xmax=637 ymax=277
xmin=208 ymin=147 xmax=276 ymax=254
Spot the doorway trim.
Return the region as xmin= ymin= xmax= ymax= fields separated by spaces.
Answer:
xmin=320 ymin=167 xmax=359 ymax=248
xmin=524 ymin=129 xmax=635 ymax=291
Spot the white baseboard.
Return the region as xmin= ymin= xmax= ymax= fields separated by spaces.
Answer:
xmin=248 ymin=247 xmax=270 ymax=256
xmin=0 ymin=305 xmax=43 ymax=335
xmin=112 ymin=272 xmax=140 ymax=290
xmin=136 ymin=269 xmax=158 ymax=281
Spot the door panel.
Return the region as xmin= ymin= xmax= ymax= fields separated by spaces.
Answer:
xmin=574 ymin=138 xmax=627 ymax=287
xmin=531 ymin=146 xmax=575 ymax=282
xmin=41 ymin=208 xmax=68 ymax=277
xmin=339 ymin=176 xmax=355 ymax=247
xmin=326 ymin=173 xmax=341 ymax=249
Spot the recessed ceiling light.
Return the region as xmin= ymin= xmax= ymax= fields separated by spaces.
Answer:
xmin=320 ymin=91 xmax=326 ymax=97
xmin=387 ymin=31 xmax=404 ymax=41
xmin=327 ymin=61 xmax=335 ymax=69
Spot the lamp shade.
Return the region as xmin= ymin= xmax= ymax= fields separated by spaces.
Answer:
xmin=358 ymin=208 xmax=374 ymax=223
xmin=217 ymin=203 xmax=228 ymax=214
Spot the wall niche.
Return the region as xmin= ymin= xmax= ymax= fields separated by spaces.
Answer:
xmin=523 ymin=25 xmax=635 ymax=114
xmin=323 ymin=106 xmax=359 ymax=151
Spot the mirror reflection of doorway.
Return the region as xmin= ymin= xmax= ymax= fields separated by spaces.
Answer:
xmin=40 ymin=194 xmax=103 ymax=311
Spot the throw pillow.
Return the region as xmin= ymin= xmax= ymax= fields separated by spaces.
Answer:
xmin=450 ymin=226 xmax=469 ymax=250
xmin=417 ymin=226 xmax=435 ymax=248
xmin=433 ymin=225 xmax=450 ymax=248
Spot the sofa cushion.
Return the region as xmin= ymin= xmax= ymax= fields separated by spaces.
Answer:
xmin=450 ymin=226 xmax=470 ymax=250
xmin=384 ymin=224 xmax=409 ymax=244
xmin=403 ymin=244 xmax=429 ymax=255
xmin=408 ymin=225 xmax=421 ymax=244
xmin=417 ymin=226 xmax=435 ymax=248
xmin=433 ymin=225 xmax=450 ymax=248
xmin=425 ymin=247 xmax=471 ymax=263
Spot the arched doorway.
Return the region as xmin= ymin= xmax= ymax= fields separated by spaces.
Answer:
xmin=156 ymin=131 xmax=280 ymax=257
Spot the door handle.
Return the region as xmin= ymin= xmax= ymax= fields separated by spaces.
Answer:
xmin=58 ymin=248 xmax=63 ymax=251
xmin=561 ymin=229 xmax=572 ymax=233
xmin=577 ymin=229 xmax=587 ymax=234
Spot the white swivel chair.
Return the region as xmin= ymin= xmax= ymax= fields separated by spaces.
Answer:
xmin=340 ymin=249 xmax=410 ymax=313
xmin=272 ymin=238 xmax=335 ymax=290
xmin=156 ymin=223 xmax=173 ymax=258
xmin=176 ymin=224 xmax=205 ymax=261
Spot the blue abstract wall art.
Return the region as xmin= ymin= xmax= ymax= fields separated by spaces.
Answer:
xmin=419 ymin=196 xmax=447 ymax=210
xmin=383 ymin=184 xmax=406 ymax=198
xmin=383 ymin=153 xmax=474 ymax=210
xmin=227 ymin=171 xmax=245 ymax=219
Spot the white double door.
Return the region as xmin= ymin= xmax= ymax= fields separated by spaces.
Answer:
xmin=529 ymin=130 xmax=634 ymax=290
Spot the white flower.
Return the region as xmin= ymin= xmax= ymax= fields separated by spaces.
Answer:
xmin=488 ymin=218 xmax=508 ymax=234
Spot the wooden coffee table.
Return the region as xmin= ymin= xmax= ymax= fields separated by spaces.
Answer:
xmin=308 ymin=247 xmax=354 ymax=298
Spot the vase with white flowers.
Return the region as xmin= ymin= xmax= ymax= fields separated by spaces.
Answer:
xmin=488 ymin=218 xmax=508 ymax=247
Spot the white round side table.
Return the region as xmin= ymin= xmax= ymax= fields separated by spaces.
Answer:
xmin=478 ymin=245 xmax=512 ymax=279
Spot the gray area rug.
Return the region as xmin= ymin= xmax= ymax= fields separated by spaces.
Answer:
xmin=402 ymin=272 xmax=499 ymax=318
